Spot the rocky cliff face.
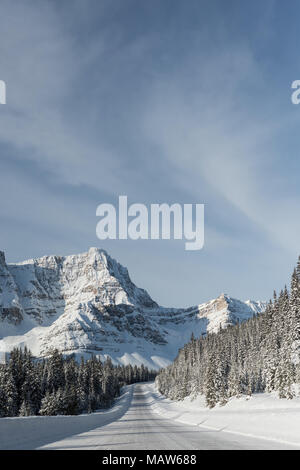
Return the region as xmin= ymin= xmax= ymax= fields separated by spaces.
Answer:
xmin=0 ymin=251 xmax=24 ymax=326
xmin=0 ymin=248 xmax=266 ymax=369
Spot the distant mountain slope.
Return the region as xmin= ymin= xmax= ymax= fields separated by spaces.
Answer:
xmin=0 ymin=248 xmax=266 ymax=369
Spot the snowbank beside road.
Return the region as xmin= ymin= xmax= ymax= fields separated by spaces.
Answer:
xmin=143 ymin=383 xmax=300 ymax=447
xmin=0 ymin=385 xmax=133 ymax=450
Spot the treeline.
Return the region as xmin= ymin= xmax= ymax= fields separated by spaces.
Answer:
xmin=156 ymin=257 xmax=300 ymax=408
xmin=0 ymin=348 xmax=156 ymax=417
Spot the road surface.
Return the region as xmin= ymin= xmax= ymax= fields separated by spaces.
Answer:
xmin=38 ymin=384 xmax=298 ymax=450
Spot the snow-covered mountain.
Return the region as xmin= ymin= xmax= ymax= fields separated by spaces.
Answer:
xmin=0 ymin=248 xmax=266 ymax=369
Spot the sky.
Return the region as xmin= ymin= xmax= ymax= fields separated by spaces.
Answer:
xmin=0 ymin=0 xmax=300 ymax=307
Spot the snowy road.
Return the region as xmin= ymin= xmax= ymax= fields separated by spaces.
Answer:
xmin=38 ymin=384 xmax=298 ymax=450
xmin=1 ymin=383 xmax=299 ymax=450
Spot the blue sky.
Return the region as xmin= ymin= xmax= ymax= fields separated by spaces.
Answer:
xmin=0 ymin=0 xmax=300 ymax=307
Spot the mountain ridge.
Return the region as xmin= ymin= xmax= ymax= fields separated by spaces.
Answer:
xmin=0 ymin=247 xmax=266 ymax=369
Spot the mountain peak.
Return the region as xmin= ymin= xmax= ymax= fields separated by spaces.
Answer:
xmin=88 ymin=246 xmax=106 ymax=255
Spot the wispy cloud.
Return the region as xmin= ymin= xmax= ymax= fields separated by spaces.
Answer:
xmin=141 ymin=40 xmax=300 ymax=254
xmin=0 ymin=0 xmax=299 ymax=305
